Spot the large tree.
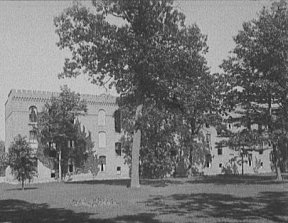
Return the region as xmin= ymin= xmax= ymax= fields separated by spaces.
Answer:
xmin=55 ymin=0 xmax=210 ymax=187
xmin=7 ymin=135 xmax=37 ymax=190
xmin=221 ymin=0 xmax=288 ymax=180
xmin=121 ymin=100 xmax=179 ymax=179
xmin=0 ymin=140 xmax=6 ymax=176
xmin=37 ymin=86 xmax=90 ymax=180
xmin=173 ymin=72 xmax=221 ymax=176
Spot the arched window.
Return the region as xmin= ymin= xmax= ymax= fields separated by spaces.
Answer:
xmin=98 ymin=110 xmax=106 ymax=126
xmin=29 ymin=106 xmax=37 ymax=123
xmin=114 ymin=109 xmax=121 ymax=133
xmin=227 ymin=116 xmax=233 ymax=130
xmin=205 ymin=154 xmax=212 ymax=168
xmin=29 ymin=130 xmax=37 ymax=143
xmin=98 ymin=132 xmax=106 ymax=148
xmin=99 ymin=156 xmax=106 ymax=172
xmin=115 ymin=142 xmax=121 ymax=156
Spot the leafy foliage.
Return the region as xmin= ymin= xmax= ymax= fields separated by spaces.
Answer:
xmin=0 ymin=140 xmax=7 ymax=176
xmin=121 ymin=101 xmax=178 ymax=178
xmin=7 ymin=135 xmax=37 ymax=189
xmin=121 ymin=97 xmax=215 ymax=178
xmin=82 ymin=152 xmax=100 ymax=176
xmin=37 ymin=86 xmax=92 ymax=179
xmin=220 ymin=0 xmax=288 ymax=180
xmin=55 ymin=0 xmax=214 ymax=183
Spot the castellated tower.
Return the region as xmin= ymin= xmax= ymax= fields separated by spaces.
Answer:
xmin=5 ymin=89 xmax=129 ymax=183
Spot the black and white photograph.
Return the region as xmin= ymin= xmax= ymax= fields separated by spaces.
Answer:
xmin=0 ymin=0 xmax=287 ymax=222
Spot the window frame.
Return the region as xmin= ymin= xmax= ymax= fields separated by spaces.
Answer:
xmin=98 ymin=131 xmax=106 ymax=149
xmin=98 ymin=109 xmax=106 ymax=126
xmin=29 ymin=106 xmax=38 ymax=123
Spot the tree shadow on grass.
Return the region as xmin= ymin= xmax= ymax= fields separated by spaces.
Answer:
xmin=65 ymin=178 xmax=185 ymax=188
xmin=140 ymin=178 xmax=185 ymax=188
xmin=5 ymin=187 xmax=38 ymax=191
xmin=65 ymin=179 xmax=130 ymax=187
xmin=188 ymin=174 xmax=288 ymax=185
xmin=0 ymin=199 xmax=160 ymax=223
xmin=144 ymin=191 xmax=288 ymax=222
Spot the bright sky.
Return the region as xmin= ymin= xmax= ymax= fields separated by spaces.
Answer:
xmin=0 ymin=0 xmax=272 ymax=141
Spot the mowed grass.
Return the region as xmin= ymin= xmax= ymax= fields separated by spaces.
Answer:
xmin=0 ymin=175 xmax=288 ymax=223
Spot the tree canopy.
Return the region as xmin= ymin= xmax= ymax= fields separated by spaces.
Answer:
xmin=37 ymin=86 xmax=92 ymax=180
xmin=55 ymin=0 xmax=215 ymax=185
xmin=220 ymin=0 xmax=288 ymax=180
xmin=7 ymin=135 xmax=37 ymax=190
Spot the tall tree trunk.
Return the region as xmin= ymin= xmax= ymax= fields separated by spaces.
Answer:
xmin=130 ymin=103 xmax=143 ymax=188
xmin=273 ymin=145 xmax=283 ymax=181
xmin=21 ymin=178 xmax=24 ymax=190
xmin=268 ymin=98 xmax=283 ymax=181
xmin=58 ymin=150 xmax=62 ymax=181
xmin=275 ymin=164 xmax=282 ymax=181
xmin=187 ymin=146 xmax=193 ymax=177
xmin=241 ymin=151 xmax=244 ymax=176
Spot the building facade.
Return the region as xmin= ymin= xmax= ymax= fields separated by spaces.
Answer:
xmin=202 ymin=126 xmax=273 ymax=175
xmin=4 ymin=89 xmax=273 ymax=182
xmin=5 ymin=89 xmax=129 ymax=183
xmin=201 ymin=108 xmax=273 ymax=175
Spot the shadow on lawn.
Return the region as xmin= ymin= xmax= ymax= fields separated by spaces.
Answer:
xmin=5 ymin=187 xmax=38 ymax=191
xmin=188 ymin=174 xmax=288 ymax=185
xmin=64 ymin=175 xmax=288 ymax=188
xmin=144 ymin=191 xmax=288 ymax=222
xmin=65 ymin=178 xmax=185 ymax=188
xmin=65 ymin=179 xmax=130 ymax=187
xmin=0 ymin=199 xmax=160 ymax=223
xmin=140 ymin=178 xmax=185 ymax=187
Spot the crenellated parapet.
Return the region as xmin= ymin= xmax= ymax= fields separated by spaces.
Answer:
xmin=82 ymin=93 xmax=116 ymax=106
xmin=6 ymin=89 xmax=117 ymax=107
xmin=7 ymin=89 xmax=56 ymax=104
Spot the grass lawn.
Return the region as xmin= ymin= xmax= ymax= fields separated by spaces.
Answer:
xmin=0 ymin=175 xmax=288 ymax=223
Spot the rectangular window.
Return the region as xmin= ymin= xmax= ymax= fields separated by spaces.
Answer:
xmin=259 ymin=149 xmax=263 ymax=155
xmin=115 ymin=142 xmax=121 ymax=156
xmin=51 ymin=170 xmax=55 ymax=178
xmin=29 ymin=130 xmax=37 ymax=143
xmin=69 ymin=164 xmax=73 ymax=173
xmin=98 ymin=110 xmax=106 ymax=126
xmin=114 ymin=110 xmax=121 ymax=133
xmin=29 ymin=106 xmax=37 ymax=123
xmin=206 ymin=133 xmax=211 ymax=144
xmin=99 ymin=132 xmax=106 ymax=148
xmin=205 ymin=154 xmax=212 ymax=168
xmin=248 ymin=154 xmax=252 ymax=166
xmin=67 ymin=140 xmax=74 ymax=148
xmin=99 ymin=156 xmax=106 ymax=172
xmin=218 ymin=148 xmax=222 ymax=155
xmin=117 ymin=166 xmax=121 ymax=175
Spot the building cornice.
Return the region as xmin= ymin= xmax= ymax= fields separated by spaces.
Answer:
xmin=7 ymin=89 xmax=117 ymax=107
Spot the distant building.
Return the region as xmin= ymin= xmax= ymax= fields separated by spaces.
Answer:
xmin=5 ymin=89 xmax=129 ymax=183
xmin=202 ymin=112 xmax=273 ymax=175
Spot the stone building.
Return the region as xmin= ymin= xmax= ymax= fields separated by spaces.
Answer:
xmin=5 ymin=89 xmax=129 ymax=183
xmin=202 ymin=113 xmax=273 ymax=175
xmin=4 ymin=89 xmax=273 ymax=182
